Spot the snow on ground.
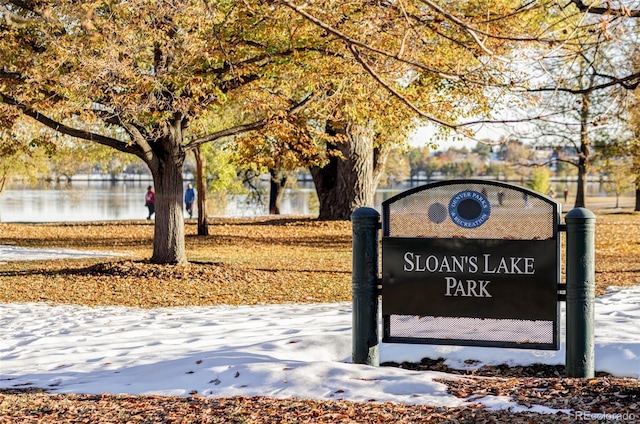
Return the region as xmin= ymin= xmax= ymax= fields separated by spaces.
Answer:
xmin=0 ymin=245 xmax=121 ymax=263
xmin=1 ymin=245 xmax=639 ymax=415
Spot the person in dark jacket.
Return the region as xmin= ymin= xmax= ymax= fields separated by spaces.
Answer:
xmin=184 ymin=183 xmax=196 ymax=218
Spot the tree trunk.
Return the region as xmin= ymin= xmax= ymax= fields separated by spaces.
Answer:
xmin=149 ymin=163 xmax=187 ymax=263
xmin=269 ymin=168 xmax=287 ymax=215
xmin=145 ymin=128 xmax=188 ymax=264
xmin=194 ymin=146 xmax=209 ymax=236
xmin=0 ymin=174 xmax=5 ymax=222
xmin=310 ymin=120 xmax=387 ymax=220
xmin=635 ymin=186 xmax=640 ymax=212
xmin=574 ymin=93 xmax=590 ymax=209
xmin=575 ymin=162 xmax=587 ymax=208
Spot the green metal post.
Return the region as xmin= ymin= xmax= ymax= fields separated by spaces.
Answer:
xmin=565 ymin=208 xmax=596 ymax=378
xmin=350 ymin=207 xmax=380 ymax=366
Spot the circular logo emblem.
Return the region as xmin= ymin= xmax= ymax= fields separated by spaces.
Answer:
xmin=448 ymin=190 xmax=491 ymax=228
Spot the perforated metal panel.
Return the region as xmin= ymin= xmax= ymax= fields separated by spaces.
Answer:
xmin=383 ymin=180 xmax=557 ymax=240
xmin=388 ymin=316 xmax=554 ymax=345
xmin=381 ymin=180 xmax=561 ymax=350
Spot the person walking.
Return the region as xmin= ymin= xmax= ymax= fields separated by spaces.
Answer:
xmin=145 ymin=186 xmax=155 ymax=220
xmin=497 ymin=190 xmax=504 ymax=206
xmin=184 ymin=183 xmax=196 ymax=218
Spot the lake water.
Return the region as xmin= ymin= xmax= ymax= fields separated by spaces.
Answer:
xmin=0 ymin=179 xmax=629 ymax=223
xmin=0 ymin=180 xmax=331 ymax=222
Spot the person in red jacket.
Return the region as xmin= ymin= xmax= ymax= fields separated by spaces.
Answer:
xmin=145 ymin=186 xmax=155 ymax=219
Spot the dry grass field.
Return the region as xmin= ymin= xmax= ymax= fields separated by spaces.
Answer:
xmin=0 ymin=210 xmax=639 ymax=423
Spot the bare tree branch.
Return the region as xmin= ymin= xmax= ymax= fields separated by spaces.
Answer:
xmin=569 ymin=0 xmax=640 ymax=17
xmin=3 ymin=0 xmax=38 ymax=12
xmin=0 ymin=92 xmax=139 ymax=155
xmin=415 ymin=0 xmax=496 ymax=56
xmin=0 ymin=69 xmax=23 ymax=82
xmin=186 ymin=92 xmax=314 ymax=150
xmin=279 ymin=0 xmax=461 ymax=80
xmin=347 ymin=43 xmax=457 ymax=130
xmin=529 ymin=71 xmax=640 ymax=94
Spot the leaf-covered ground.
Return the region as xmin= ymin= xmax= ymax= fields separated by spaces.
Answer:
xmin=0 ymin=217 xmax=353 ymax=307
xmin=0 ymin=393 xmax=600 ymax=423
xmin=1 ymin=212 xmax=639 ymax=423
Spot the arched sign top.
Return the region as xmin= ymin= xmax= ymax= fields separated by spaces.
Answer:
xmin=382 ymin=179 xmax=561 ymax=240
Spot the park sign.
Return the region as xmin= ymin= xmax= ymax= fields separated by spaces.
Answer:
xmin=381 ymin=180 xmax=562 ymax=350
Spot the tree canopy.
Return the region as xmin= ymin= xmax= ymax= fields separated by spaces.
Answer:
xmin=1 ymin=0 xmax=323 ymax=263
xmin=5 ymin=0 xmax=640 ymax=262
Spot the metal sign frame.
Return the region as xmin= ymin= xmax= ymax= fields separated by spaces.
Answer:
xmin=381 ymin=179 xmax=562 ymax=350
